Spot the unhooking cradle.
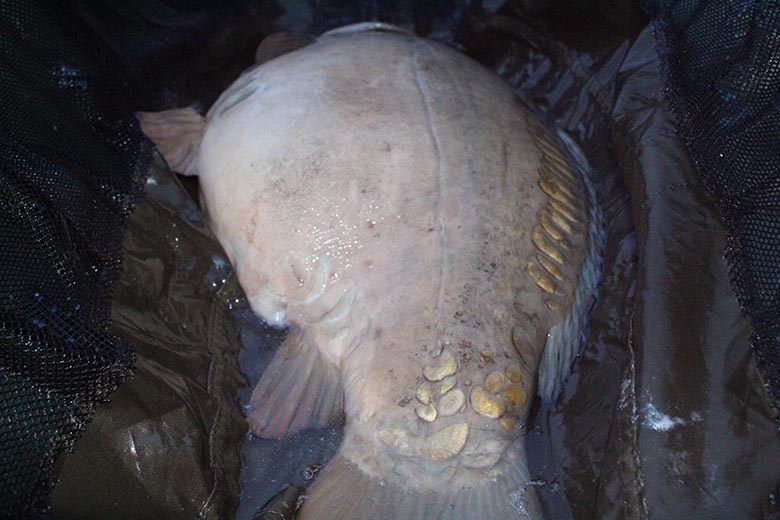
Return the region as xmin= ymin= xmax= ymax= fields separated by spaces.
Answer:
xmin=137 ymin=22 xmax=604 ymax=520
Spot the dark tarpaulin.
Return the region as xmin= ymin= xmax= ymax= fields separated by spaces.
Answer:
xmin=51 ymin=158 xmax=248 ymax=519
xmin=0 ymin=1 xmax=267 ymax=517
xmin=646 ymin=0 xmax=780 ymax=410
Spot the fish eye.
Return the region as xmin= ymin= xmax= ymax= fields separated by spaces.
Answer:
xmin=302 ymin=464 xmax=320 ymax=481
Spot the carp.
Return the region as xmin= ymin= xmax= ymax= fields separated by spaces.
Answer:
xmin=138 ymin=22 xmax=604 ymax=520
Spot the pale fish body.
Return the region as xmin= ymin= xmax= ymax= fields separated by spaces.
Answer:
xmin=138 ymin=22 xmax=602 ymax=520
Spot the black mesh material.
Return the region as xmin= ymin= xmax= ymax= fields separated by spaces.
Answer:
xmin=647 ymin=0 xmax=780 ymax=406
xmin=0 ymin=2 xmax=149 ymax=515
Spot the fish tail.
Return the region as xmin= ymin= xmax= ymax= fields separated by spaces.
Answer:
xmin=298 ymin=448 xmax=541 ymax=520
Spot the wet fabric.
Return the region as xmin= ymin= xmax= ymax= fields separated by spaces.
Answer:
xmin=0 ymin=1 xmax=264 ymax=517
xmin=51 ymin=158 xmax=247 ymax=519
xmin=646 ymin=0 xmax=780 ymax=409
xmin=611 ymin=27 xmax=780 ymax=518
xmin=2 ymin=1 xmax=779 ymax=519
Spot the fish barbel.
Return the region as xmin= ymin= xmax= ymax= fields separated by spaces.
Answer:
xmin=138 ymin=22 xmax=603 ymax=519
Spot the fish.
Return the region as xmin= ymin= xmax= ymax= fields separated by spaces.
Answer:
xmin=137 ymin=21 xmax=604 ymax=520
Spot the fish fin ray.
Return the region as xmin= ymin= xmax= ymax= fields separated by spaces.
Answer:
xmin=247 ymin=328 xmax=343 ymax=438
xmin=298 ymin=451 xmax=540 ymax=519
xmin=136 ymin=106 xmax=205 ymax=176
xmin=526 ymin=114 xmax=606 ymax=402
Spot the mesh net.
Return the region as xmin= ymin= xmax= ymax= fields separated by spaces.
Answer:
xmin=0 ymin=2 xmax=149 ymax=514
xmin=647 ymin=0 xmax=780 ymax=405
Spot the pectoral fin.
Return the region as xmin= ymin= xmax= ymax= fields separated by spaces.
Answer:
xmin=136 ymin=106 xmax=205 ymax=176
xmin=247 ymin=328 xmax=344 ymax=438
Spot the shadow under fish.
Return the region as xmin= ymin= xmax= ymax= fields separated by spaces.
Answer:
xmin=137 ymin=21 xmax=605 ymax=520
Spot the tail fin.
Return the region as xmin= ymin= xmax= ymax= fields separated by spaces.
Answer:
xmin=247 ymin=328 xmax=344 ymax=438
xmin=298 ymin=451 xmax=541 ymax=520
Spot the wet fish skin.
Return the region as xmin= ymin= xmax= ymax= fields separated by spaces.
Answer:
xmin=138 ymin=23 xmax=597 ymax=520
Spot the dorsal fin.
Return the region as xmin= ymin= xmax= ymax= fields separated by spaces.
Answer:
xmin=524 ymin=114 xmax=605 ymax=401
xmin=255 ymin=32 xmax=313 ymax=65
xmin=318 ymin=22 xmax=412 ymax=41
